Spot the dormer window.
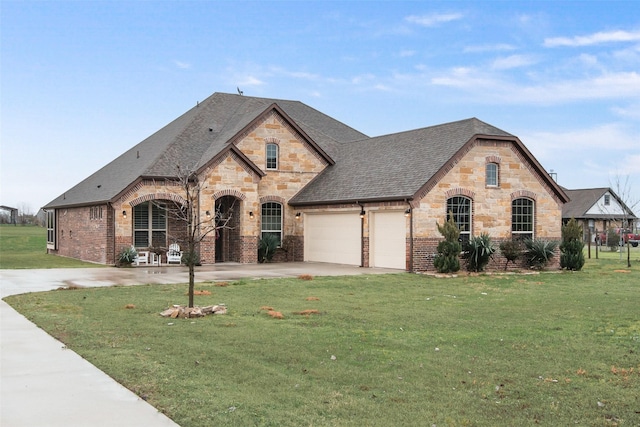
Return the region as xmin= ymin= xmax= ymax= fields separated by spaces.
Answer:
xmin=266 ymin=143 xmax=278 ymax=170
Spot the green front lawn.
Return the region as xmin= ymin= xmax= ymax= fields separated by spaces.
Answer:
xmin=4 ymin=259 xmax=639 ymax=426
xmin=0 ymin=225 xmax=104 ymax=269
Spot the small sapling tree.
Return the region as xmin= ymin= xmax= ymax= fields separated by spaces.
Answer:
xmin=163 ymin=165 xmax=236 ymax=308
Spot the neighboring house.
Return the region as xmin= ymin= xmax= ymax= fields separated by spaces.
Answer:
xmin=562 ymin=187 xmax=638 ymax=242
xmin=43 ymin=92 xmax=568 ymax=271
xmin=0 ymin=205 xmax=18 ymax=225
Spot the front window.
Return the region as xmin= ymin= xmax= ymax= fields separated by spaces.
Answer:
xmin=604 ymin=194 xmax=610 ymax=206
xmin=133 ymin=202 xmax=167 ymax=248
xmin=486 ymin=163 xmax=499 ymax=187
xmin=261 ymin=202 xmax=282 ymax=244
xmin=266 ymin=143 xmax=278 ymax=170
xmin=446 ymin=196 xmax=472 ymax=242
xmin=512 ymin=198 xmax=534 ymax=240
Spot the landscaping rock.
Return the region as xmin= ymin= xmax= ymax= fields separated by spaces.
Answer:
xmin=160 ymin=304 xmax=227 ymax=318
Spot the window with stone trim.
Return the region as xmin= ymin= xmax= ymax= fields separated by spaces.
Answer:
xmin=133 ymin=202 xmax=167 ymax=248
xmin=261 ymin=202 xmax=282 ymax=244
xmin=266 ymin=143 xmax=278 ymax=170
xmin=512 ymin=198 xmax=534 ymax=240
xmin=486 ymin=163 xmax=499 ymax=187
xmin=446 ymin=196 xmax=472 ymax=243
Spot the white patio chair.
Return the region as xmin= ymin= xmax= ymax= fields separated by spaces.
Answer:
xmin=166 ymin=243 xmax=183 ymax=265
xmin=134 ymin=248 xmax=149 ymax=266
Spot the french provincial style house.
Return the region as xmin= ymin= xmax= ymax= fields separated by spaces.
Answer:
xmin=44 ymin=92 xmax=568 ymax=271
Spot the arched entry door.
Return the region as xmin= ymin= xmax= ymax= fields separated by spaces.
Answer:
xmin=215 ymin=195 xmax=241 ymax=262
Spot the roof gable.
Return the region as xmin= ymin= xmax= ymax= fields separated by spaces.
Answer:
xmin=44 ymin=92 xmax=367 ymax=209
xmin=562 ymin=187 xmax=638 ymax=219
xmin=223 ymin=103 xmax=335 ymax=166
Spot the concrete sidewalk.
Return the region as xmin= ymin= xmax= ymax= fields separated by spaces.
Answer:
xmin=1 ymin=262 xmax=401 ymax=426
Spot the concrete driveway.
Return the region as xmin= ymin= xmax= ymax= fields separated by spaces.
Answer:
xmin=1 ymin=263 xmax=401 ymax=427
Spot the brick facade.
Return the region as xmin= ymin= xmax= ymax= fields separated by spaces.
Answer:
xmin=47 ymin=112 xmax=564 ymax=272
xmin=409 ymin=140 xmax=562 ymax=272
xmin=49 ymin=205 xmax=111 ymax=264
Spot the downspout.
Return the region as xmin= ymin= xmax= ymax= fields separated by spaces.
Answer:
xmin=107 ymin=202 xmax=115 ymax=265
xmin=358 ymin=202 xmax=365 ymax=267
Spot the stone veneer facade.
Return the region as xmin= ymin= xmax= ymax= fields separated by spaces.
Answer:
xmin=48 ymin=119 xmax=564 ymax=272
xmin=408 ymin=139 xmax=563 ymax=271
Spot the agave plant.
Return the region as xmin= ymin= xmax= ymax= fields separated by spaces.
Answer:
xmin=117 ymin=246 xmax=137 ymax=266
xmin=258 ymin=233 xmax=280 ymax=263
xmin=523 ymin=238 xmax=558 ymax=269
xmin=463 ymin=233 xmax=495 ymax=272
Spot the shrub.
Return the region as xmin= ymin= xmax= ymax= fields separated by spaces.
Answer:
xmin=117 ymin=246 xmax=137 ymax=266
xmin=499 ymin=239 xmax=523 ymax=270
xmin=606 ymin=228 xmax=620 ymax=251
xmin=433 ymin=213 xmax=461 ymax=273
xmin=523 ymin=238 xmax=558 ymax=269
xmin=258 ymin=234 xmax=280 ymax=263
xmin=463 ymin=233 xmax=495 ymax=272
xmin=560 ymin=218 xmax=585 ymax=271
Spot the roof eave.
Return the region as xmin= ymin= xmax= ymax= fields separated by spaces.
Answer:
xmin=289 ymin=195 xmax=414 ymax=207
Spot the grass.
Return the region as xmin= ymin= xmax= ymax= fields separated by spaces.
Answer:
xmin=0 ymin=225 xmax=104 ymax=269
xmin=4 ymin=258 xmax=640 ymax=426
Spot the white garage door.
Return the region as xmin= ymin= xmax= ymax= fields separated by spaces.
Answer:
xmin=371 ymin=211 xmax=406 ymax=270
xmin=304 ymin=213 xmax=361 ymax=265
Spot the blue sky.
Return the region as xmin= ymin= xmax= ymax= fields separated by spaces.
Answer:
xmin=2 ymin=1 xmax=639 ymax=214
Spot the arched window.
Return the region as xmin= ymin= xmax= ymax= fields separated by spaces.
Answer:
xmin=266 ymin=143 xmax=278 ymax=170
xmin=486 ymin=163 xmax=499 ymax=187
xmin=446 ymin=196 xmax=472 ymax=242
xmin=261 ymin=202 xmax=282 ymax=244
xmin=512 ymin=198 xmax=534 ymax=240
xmin=133 ymin=202 xmax=167 ymax=248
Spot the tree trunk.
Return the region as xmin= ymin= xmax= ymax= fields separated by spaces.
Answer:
xmin=188 ymin=264 xmax=195 ymax=307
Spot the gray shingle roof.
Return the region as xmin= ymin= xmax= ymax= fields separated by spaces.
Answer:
xmin=562 ymin=187 xmax=638 ymax=220
xmin=44 ymin=92 xmax=561 ymax=211
xmin=44 ymin=92 xmax=367 ymax=209
xmin=290 ymin=118 xmax=513 ymax=205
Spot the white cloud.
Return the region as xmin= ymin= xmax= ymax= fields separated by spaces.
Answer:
xmin=398 ymin=49 xmax=416 ymax=58
xmin=544 ymin=30 xmax=640 ymax=47
xmin=238 ymin=76 xmax=264 ymax=86
xmin=578 ymin=53 xmax=599 ymax=67
xmin=431 ymin=68 xmax=640 ymax=104
xmin=611 ymin=103 xmax=640 ymax=120
xmin=351 ymin=73 xmax=376 ymax=85
xmin=521 ymin=123 xmax=638 ymax=161
xmin=463 ymin=43 xmax=516 ymax=53
xmin=520 ymin=124 xmax=640 ymax=202
xmin=405 ymin=13 xmax=463 ymax=27
xmin=491 ymin=54 xmax=538 ymax=70
xmin=174 ymin=61 xmax=191 ymax=69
